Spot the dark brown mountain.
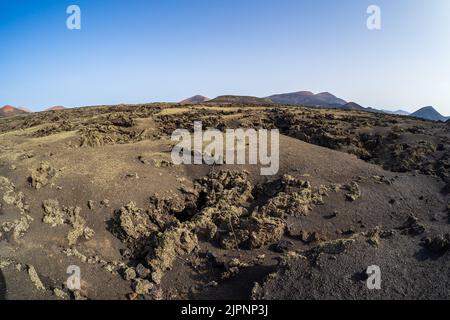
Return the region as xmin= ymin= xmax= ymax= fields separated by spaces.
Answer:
xmin=268 ymin=91 xmax=347 ymax=107
xmin=207 ymin=95 xmax=273 ymax=104
xmin=341 ymin=102 xmax=366 ymax=111
xmin=180 ymin=95 xmax=210 ymax=104
xmin=411 ymin=106 xmax=449 ymax=122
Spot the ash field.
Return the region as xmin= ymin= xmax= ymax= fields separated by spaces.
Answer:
xmin=0 ymin=103 xmax=449 ymax=300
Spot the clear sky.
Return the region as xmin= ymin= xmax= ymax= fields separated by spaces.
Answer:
xmin=1 ymin=0 xmax=449 ymax=114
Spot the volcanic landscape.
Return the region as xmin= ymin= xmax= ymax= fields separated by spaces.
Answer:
xmin=0 ymin=103 xmax=449 ymax=300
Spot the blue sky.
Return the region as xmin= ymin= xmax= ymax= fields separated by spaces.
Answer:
xmin=1 ymin=0 xmax=449 ymax=114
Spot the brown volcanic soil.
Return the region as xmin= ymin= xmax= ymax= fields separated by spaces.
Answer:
xmin=0 ymin=103 xmax=449 ymax=300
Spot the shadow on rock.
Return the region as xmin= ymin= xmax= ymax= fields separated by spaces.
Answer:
xmin=0 ymin=269 xmax=6 ymax=300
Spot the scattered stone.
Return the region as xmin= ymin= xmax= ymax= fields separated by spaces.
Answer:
xmin=42 ymin=199 xmax=65 ymax=227
xmin=380 ymin=229 xmax=395 ymax=239
xmin=103 ymin=264 xmax=115 ymax=273
xmin=29 ymin=162 xmax=57 ymax=189
xmin=125 ymin=173 xmax=139 ymax=179
xmin=1 ymin=214 xmax=34 ymax=240
xmin=146 ymin=224 xmax=198 ymax=284
xmin=123 ymin=267 xmax=137 ymax=281
xmin=18 ymin=152 xmax=35 ymax=160
xmin=366 ymin=227 xmax=381 ymax=247
xmin=133 ymin=279 xmax=153 ymax=295
xmin=251 ymin=282 xmax=263 ymax=299
xmin=259 ymin=175 xmax=323 ymax=218
xmin=120 ymin=248 xmax=133 ymax=260
xmin=27 ymin=265 xmax=45 ymax=291
xmin=72 ymin=290 xmax=88 ymax=300
xmin=138 ymin=155 xmax=151 ymax=165
xmin=345 ymin=182 xmax=361 ymax=201
xmin=0 ymin=258 xmax=14 ymax=269
xmin=153 ymin=159 xmax=173 ymax=168
xmin=299 ymin=231 xmax=320 ymax=244
xmin=127 ymin=292 xmax=139 ymax=300
xmin=62 ymin=247 xmax=88 ymax=263
xmin=307 ymin=238 xmax=356 ymax=258
xmin=87 ymin=200 xmax=94 ymax=210
xmin=221 ymin=267 xmax=240 ymax=279
xmin=149 ymin=288 xmax=165 ymax=300
xmin=0 ymin=176 xmax=27 ymax=210
xmin=228 ymin=258 xmax=249 ymax=268
xmin=113 ymin=201 xmax=160 ymax=256
xmin=66 ymin=206 xmax=94 ymax=246
xmin=399 ymin=215 xmax=425 ymax=236
xmin=100 ymin=199 xmax=110 ymax=208
xmin=371 ymin=175 xmax=391 ymax=185
xmin=276 ymin=251 xmax=305 ymax=266
xmin=53 ymin=288 xmax=69 ymax=300
xmin=253 ymin=254 xmax=266 ymax=265
xmin=221 ymin=258 xmax=250 ymax=280
xmin=246 ymin=215 xmax=286 ymax=249
xmin=84 ymin=227 xmax=95 ymax=240
xmin=423 ymin=234 xmax=450 ymax=254
xmin=135 ymin=263 xmax=151 ymax=279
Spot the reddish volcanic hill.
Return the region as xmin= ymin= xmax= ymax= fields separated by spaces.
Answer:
xmin=0 ymin=105 xmax=28 ymax=118
xmin=2 ymin=105 xmax=15 ymax=112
